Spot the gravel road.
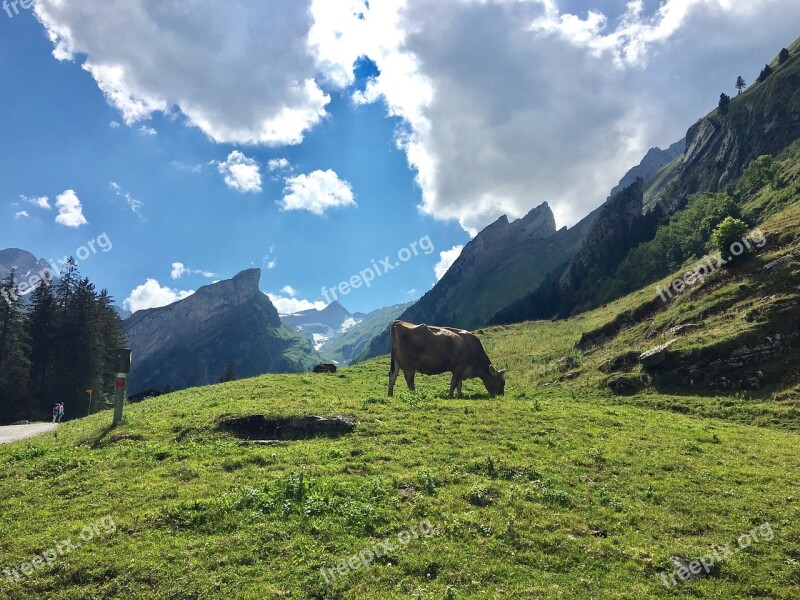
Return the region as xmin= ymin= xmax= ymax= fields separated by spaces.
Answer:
xmin=0 ymin=423 xmax=58 ymax=445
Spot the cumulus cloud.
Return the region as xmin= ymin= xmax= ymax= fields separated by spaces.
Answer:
xmin=54 ymin=189 xmax=88 ymax=228
xmin=217 ymin=150 xmax=263 ymax=193
xmin=138 ymin=125 xmax=157 ymax=136
xmin=21 ymin=195 xmax=51 ymax=210
xmin=32 ymin=0 xmax=800 ymax=232
xmin=123 ymin=279 xmax=194 ymax=312
xmin=268 ymin=158 xmax=292 ymax=172
xmin=266 ymin=292 xmax=326 ymax=315
xmin=338 ymin=0 xmax=800 ymax=230
xmin=14 ymin=211 xmax=31 ymax=220
xmin=434 ymin=245 xmax=463 ymax=281
xmin=170 ymin=262 xmax=216 ymax=280
xmin=279 ymin=169 xmax=356 ymax=215
xmin=281 ymin=285 xmax=298 ymax=296
xmin=33 ymin=0 xmax=332 ymax=146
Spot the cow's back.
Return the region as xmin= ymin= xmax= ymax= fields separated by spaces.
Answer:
xmin=391 ymin=321 xmax=460 ymax=375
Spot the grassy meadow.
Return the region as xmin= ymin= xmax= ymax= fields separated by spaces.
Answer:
xmin=1 ymin=294 xmax=798 ymax=598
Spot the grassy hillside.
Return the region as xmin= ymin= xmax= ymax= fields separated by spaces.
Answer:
xmin=1 ymin=196 xmax=798 ymax=599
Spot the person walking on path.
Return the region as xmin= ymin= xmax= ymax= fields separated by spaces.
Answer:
xmin=52 ymin=403 xmax=60 ymax=423
xmin=56 ymin=403 xmax=64 ymax=423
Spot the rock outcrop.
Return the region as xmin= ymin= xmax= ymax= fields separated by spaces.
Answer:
xmin=123 ymin=269 xmax=320 ymax=393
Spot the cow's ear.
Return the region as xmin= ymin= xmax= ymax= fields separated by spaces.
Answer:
xmin=499 ymin=369 xmax=507 ymax=380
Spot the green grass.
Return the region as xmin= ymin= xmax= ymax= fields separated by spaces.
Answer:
xmin=1 ymin=346 xmax=798 ymax=598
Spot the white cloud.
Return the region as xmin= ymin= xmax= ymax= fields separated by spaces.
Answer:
xmin=263 ymin=245 xmax=278 ymax=270
xmin=14 ymin=211 xmax=31 ymax=220
xmin=21 ymin=195 xmax=51 ymax=210
xmin=434 ymin=245 xmax=463 ymax=281
xmin=170 ymin=161 xmax=204 ymax=174
xmin=109 ymin=120 xmax=120 ymax=128
xmin=54 ymin=189 xmax=88 ymax=228
xmin=281 ymin=285 xmax=298 ymax=296
xmin=109 ymin=181 xmax=144 ymax=217
xmin=123 ymin=279 xmax=194 ymax=313
xmin=217 ymin=150 xmax=262 ymax=193
xmin=268 ymin=157 xmax=292 ymax=171
xmin=139 ymin=125 xmax=157 ymax=136
xmin=279 ymin=169 xmax=356 ymax=215
xmin=332 ymin=0 xmax=800 ymax=230
xmin=266 ymin=292 xmax=326 ymax=315
xmin=31 ymin=0 xmax=800 ymax=233
xmin=170 ymin=262 xmax=216 ymax=280
xmin=34 ymin=0 xmax=332 ymax=146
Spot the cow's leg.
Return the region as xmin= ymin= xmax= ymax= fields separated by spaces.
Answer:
xmin=404 ymin=370 xmax=416 ymax=392
xmin=457 ymin=380 xmax=463 ymax=398
xmin=448 ymin=374 xmax=458 ymax=398
xmin=449 ymin=369 xmax=465 ymax=398
xmin=388 ymin=366 xmax=401 ymax=397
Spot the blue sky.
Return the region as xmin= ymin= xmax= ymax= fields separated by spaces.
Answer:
xmin=2 ymin=1 xmax=798 ymax=315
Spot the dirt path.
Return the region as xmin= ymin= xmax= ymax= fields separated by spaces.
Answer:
xmin=0 ymin=423 xmax=58 ymax=445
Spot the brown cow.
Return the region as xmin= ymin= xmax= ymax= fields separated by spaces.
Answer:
xmin=388 ymin=320 xmax=506 ymax=398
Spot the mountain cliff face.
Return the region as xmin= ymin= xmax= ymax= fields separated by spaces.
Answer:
xmin=0 ymin=249 xmax=52 ymax=283
xmin=648 ymin=43 xmax=800 ymax=213
xmin=397 ymin=202 xmax=563 ymax=330
xmin=123 ymin=269 xmax=320 ymax=393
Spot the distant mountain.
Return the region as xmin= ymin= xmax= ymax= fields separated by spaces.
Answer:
xmin=114 ymin=306 xmax=133 ymax=320
xmin=124 ymin=269 xmax=320 ymax=393
xmin=1 ymin=248 xmax=130 ymax=316
xmin=280 ymin=301 xmax=356 ymax=350
xmin=400 ymin=203 xmax=590 ymax=328
xmin=319 ymin=301 xmax=413 ymax=365
xmin=607 ymin=140 xmax=685 ymax=201
xmin=0 ymin=248 xmax=53 ymax=292
xmin=356 ymin=136 xmax=692 ymax=362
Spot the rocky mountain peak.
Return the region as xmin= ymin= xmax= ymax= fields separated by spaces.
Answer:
xmin=193 ymin=268 xmax=261 ymax=308
xmin=516 ymin=202 xmax=557 ymax=238
xmin=0 ymin=248 xmax=52 ymax=281
xmin=123 ymin=268 xmax=317 ymax=393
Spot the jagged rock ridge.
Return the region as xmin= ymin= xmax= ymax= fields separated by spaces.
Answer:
xmin=124 ymin=269 xmax=320 ymax=393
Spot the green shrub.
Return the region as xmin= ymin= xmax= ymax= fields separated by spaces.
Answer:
xmin=711 ymin=217 xmax=750 ymax=264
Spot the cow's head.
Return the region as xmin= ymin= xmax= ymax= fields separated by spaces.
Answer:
xmin=484 ymin=365 xmax=506 ymax=397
